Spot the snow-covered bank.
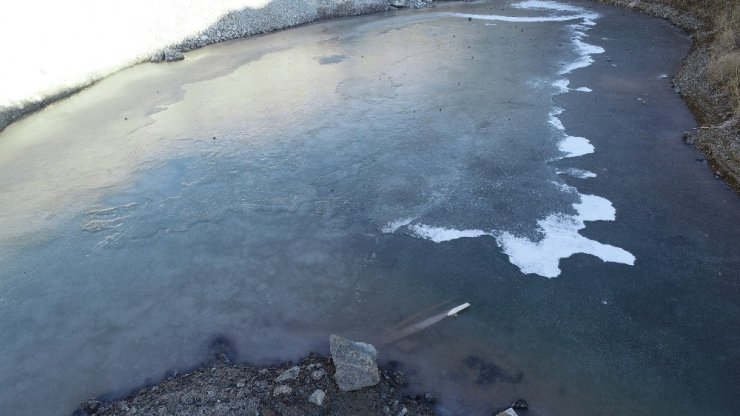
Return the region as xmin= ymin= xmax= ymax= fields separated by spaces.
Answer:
xmin=0 ymin=0 xmax=426 ymax=133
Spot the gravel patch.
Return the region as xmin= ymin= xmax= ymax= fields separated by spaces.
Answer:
xmin=73 ymin=353 xmax=437 ymax=416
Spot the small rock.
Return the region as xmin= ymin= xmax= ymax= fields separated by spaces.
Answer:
xmin=390 ymin=0 xmax=407 ymax=7
xmin=273 ymin=385 xmax=292 ymax=396
xmin=163 ymin=48 xmax=185 ymax=62
xmin=236 ymin=381 xmax=246 ymax=388
xmin=397 ymin=407 xmax=408 ymax=416
xmin=311 ymin=369 xmax=326 ymax=380
xmin=496 ymin=408 xmax=518 ymax=416
xmin=383 ymin=369 xmax=407 ymax=387
xmin=330 ymin=335 xmax=380 ymax=391
xmin=511 ymin=399 xmax=528 ymax=410
xmin=276 ymin=366 xmax=300 ymax=382
xmin=81 ymin=399 xmax=100 ymax=413
xmin=423 ymin=392 xmax=436 ymax=403
xmin=308 ymin=389 xmax=326 ymax=405
xmin=150 ymin=51 xmax=165 ymax=63
xmin=150 ymin=48 xmax=184 ymax=63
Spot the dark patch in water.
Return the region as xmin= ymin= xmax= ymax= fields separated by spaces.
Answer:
xmin=463 ymin=355 xmax=523 ymax=385
xmin=208 ymin=335 xmax=237 ymax=363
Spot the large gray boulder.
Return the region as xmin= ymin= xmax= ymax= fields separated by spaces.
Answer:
xmin=329 ymin=334 xmax=380 ymax=391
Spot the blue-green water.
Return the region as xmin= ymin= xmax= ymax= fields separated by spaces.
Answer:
xmin=0 ymin=2 xmax=737 ymax=415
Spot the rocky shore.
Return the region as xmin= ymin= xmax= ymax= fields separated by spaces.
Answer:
xmin=73 ymin=336 xmax=528 ymax=416
xmin=74 ymin=336 xmax=437 ymax=416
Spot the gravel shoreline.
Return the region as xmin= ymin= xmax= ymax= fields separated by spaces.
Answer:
xmin=74 ymin=358 xmax=435 ymax=416
xmin=72 ymin=338 xmax=439 ymax=416
xmin=71 ymin=335 xmax=529 ymax=416
xmin=591 ymin=0 xmax=740 ymax=193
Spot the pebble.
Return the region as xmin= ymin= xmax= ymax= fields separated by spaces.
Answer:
xmin=273 ymin=385 xmax=292 ymax=396
xmin=311 ymin=369 xmax=326 ymax=380
xmin=276 ymin=366 xmax=300 ymax=382
xmin=308 ymin=389 xmax=326 ymax=405
xmin=511 ymin=399 xmax=528 ymax=410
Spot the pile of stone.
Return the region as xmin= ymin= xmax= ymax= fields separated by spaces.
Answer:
xmin=75 ymin=335 xmax=435 ymax=416
xmin=76 ymin=334 xmax=532 ymax=416
xmin=390 ymin=0 xmax=436 ymax=9
xmin=149 ymin=0 xmax=438 ymax=64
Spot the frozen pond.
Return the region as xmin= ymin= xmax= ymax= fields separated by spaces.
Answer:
xmin=0 ymin=1 xmax=738 ymax=415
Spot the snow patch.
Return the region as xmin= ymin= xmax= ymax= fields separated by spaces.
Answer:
xmin=496 ymin=195 xmax=635 ymax=278
xmin=381 ymin=217 xmax=414 ymax=233
xmin=408 ymin=224 xmax=488 ymax=243
xmin=549 ymin=108 xmax=594 ymax=158
xmin=548 ymin=107 xmax=566 ymax=130
xmin=557 ymin=168 xmax=597 ymax=179
xmin=559 ymin=30 xmax=605 ymax=74
xmin=558 ymin=136 xmax=594 ymax=158
xmin=383 ymin=193 xmax=635 ymax=279
xmin=513 ymin=0 xmax=600 ymax=25
xmin=553 ymin=79 xmax=570 ymax=93
xmin=450 ymin=13 xmax=582 ymax=23
xmin=380 ymin=1 xmax=633 ymax=279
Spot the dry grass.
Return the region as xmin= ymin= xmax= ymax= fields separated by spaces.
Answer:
xmin=707 ymin=3 xmax=740 ymax=117
xmin=662 ymin=0 xmax=740 ymax=118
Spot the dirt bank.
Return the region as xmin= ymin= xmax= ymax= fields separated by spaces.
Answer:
xmin=590 ymin=0 xmax=740 ymax=192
